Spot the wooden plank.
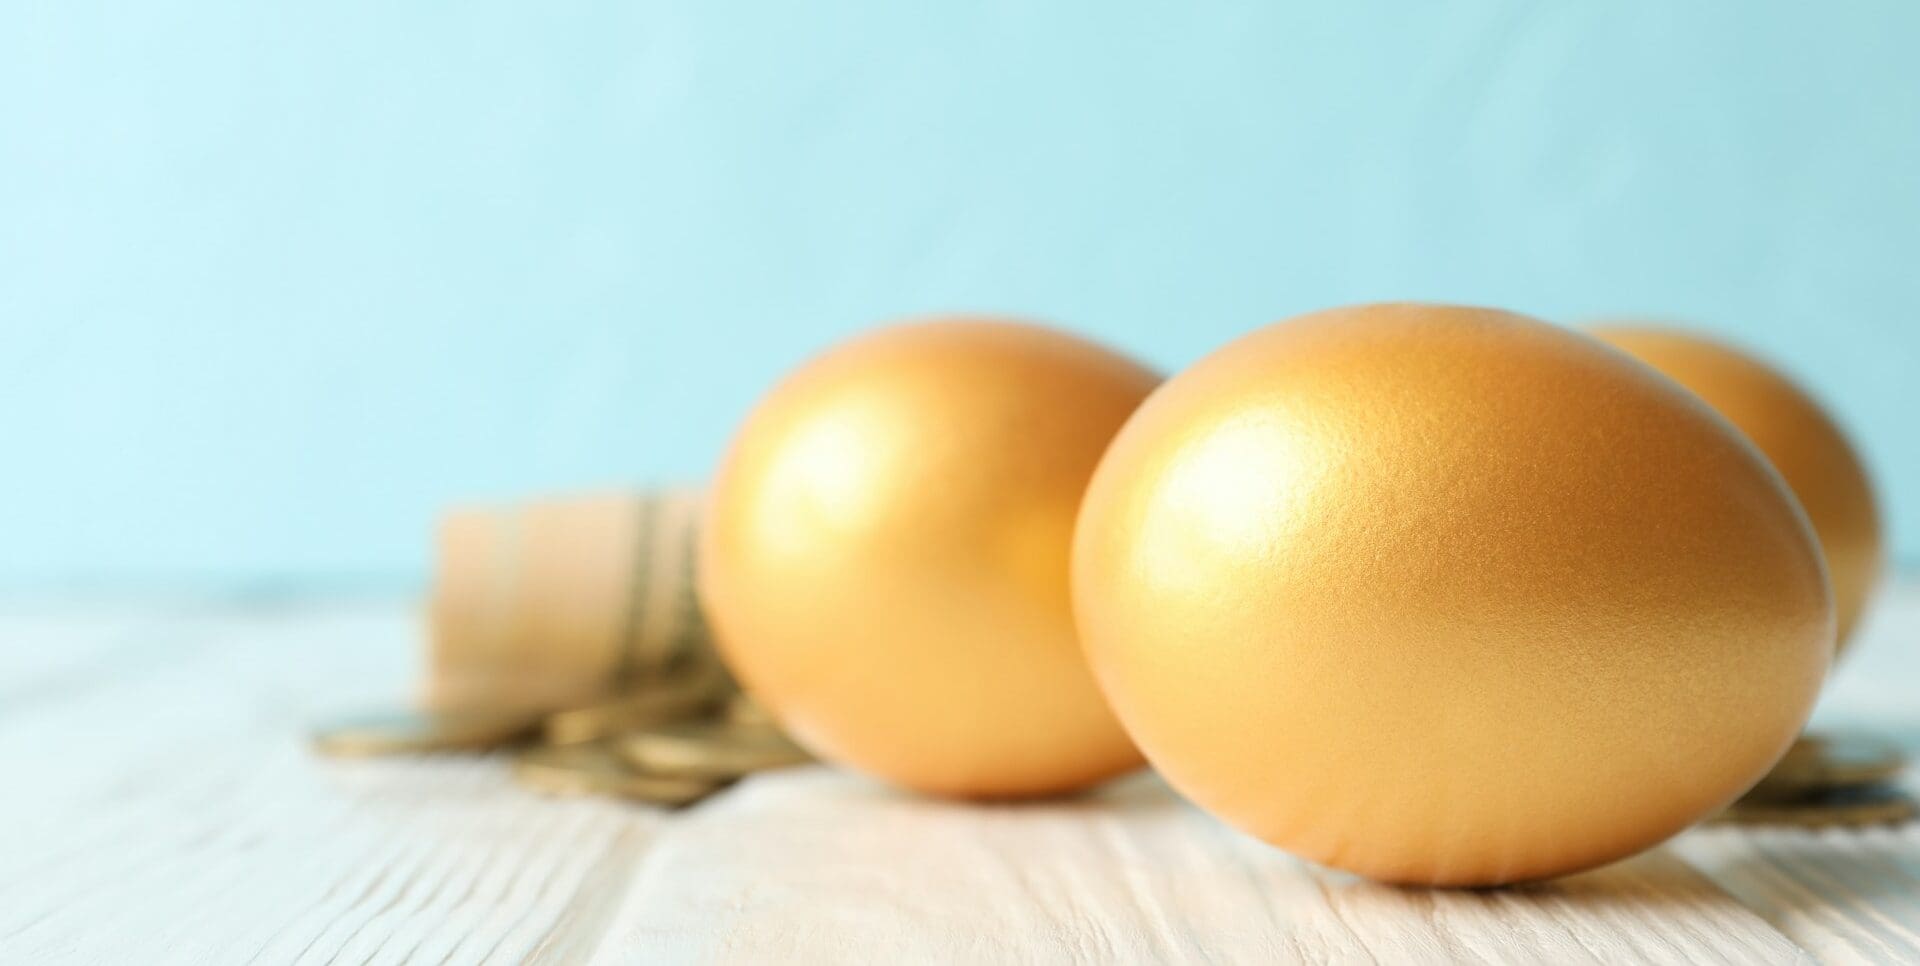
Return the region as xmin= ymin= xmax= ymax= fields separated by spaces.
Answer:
xmin=585 ymin=769 xmax=1805 ymax=964
xmin=2 ymin=583 xmax=1918 ymax=963
xmin=0 ymin=603 xmax=195 ymax=723
xmin=1674 ymin=826 xmax=1920 ymax=965
xmin=0 ymin=605 xmax=668 ymax=966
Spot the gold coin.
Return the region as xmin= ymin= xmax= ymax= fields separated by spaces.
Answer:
xmin=541 ymin=664 xmax=729 ymax=745
xmin=311 ymin=708 xmax=542 ymax=757
xmin=1744 ymin=732 xmax=1907 ymax=802
xmin=618 ymin=719 xmax=813 ymax=778
xmin=511 ymin=742 xmax=723 ymax=807
xmin=1711 ymin=783 xmax=1917 ymax=828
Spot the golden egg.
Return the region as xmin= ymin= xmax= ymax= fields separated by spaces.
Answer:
xmin=1072 ymin=303 xmax=1832 ymax=886
xmin=700 ymin=318 xmax=1156 ymax=798
xmin=1589 ymin=324 xmax=1884 ymax=652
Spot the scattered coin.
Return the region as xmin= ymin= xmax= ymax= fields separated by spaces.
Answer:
xmin=511 ymin=742 xmax=724 ymax=807
xmin=311 ymin=708 xmax=543 ymax=757
xmin=618 ymin=718 xmax=813 ymax=779
xmin=1744 ymin=731 xmax=1907 ymax=803
xmin=1711 ymin=783 xmax=1918 ymax=828
xmin=542 ymin=666 xmax=729 ymax=745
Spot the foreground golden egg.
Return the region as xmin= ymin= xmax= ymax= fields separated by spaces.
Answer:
xmin=701 ymin=318 xmax=1156 ymax=798
xmin=1073 ymin=304 xmax=1832 ymax=886
xmin=1590 ymin=325 xmax=1884 ymax=652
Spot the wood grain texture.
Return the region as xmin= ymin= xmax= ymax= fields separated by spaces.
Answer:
xmin=0 ymin=604 xmax=664 ymax=966
xmin=588 ymin=770 xmax=1804 ymax=964
xmin=0 ymin=584 xmax=1914 ymax=964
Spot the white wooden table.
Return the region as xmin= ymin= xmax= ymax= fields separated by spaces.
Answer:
xmin=4 ymin=583 xmax=1919 ymax=964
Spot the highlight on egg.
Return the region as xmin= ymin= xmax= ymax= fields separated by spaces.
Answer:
xmin=700 ymin=317 xmax=1157 ymax=799
xmin=1589 ymin=324 xmax=1884 ymax=653
xmin=1072 ymin=303 xmax=1834 ymax=886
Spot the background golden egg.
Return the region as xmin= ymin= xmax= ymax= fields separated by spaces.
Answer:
xmin=1073 ymin=303 xmax=1833 ymax=886
xmin=701 ymin=318 xmax=1156 ymax=798
xmin=1590 ymin=325 xmax=1884 ymax=653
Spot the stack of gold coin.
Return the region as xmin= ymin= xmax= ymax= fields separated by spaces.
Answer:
xmin=311 ymin=488 xmax=813 ymax=808
xmin=1712 ymin=731 xmax=1915 ymax=828
xmin=312 ymin=665 xmax=812 ymax=807
xmin=618 ymin=715 xmax=812 ymax=779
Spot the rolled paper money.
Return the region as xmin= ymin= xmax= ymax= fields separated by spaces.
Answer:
xmin=424 ymin=488 xmax=715 ymax=713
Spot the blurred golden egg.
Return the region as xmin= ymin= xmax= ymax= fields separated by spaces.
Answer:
xmin=701 ymin=318 xmax=1156 ymax=798
xmin=1589 ymin=325 xmax=1884 ymax=652
xmin=1073 ymin=304 xmax=1832 ymax=886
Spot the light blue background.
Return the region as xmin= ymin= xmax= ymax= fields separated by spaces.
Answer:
xmin=3 ymin=2 xmax=1916 ymax=591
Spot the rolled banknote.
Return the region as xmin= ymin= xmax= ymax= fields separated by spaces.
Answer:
xmin=425 ymin=488 xmax=715 ymax=712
